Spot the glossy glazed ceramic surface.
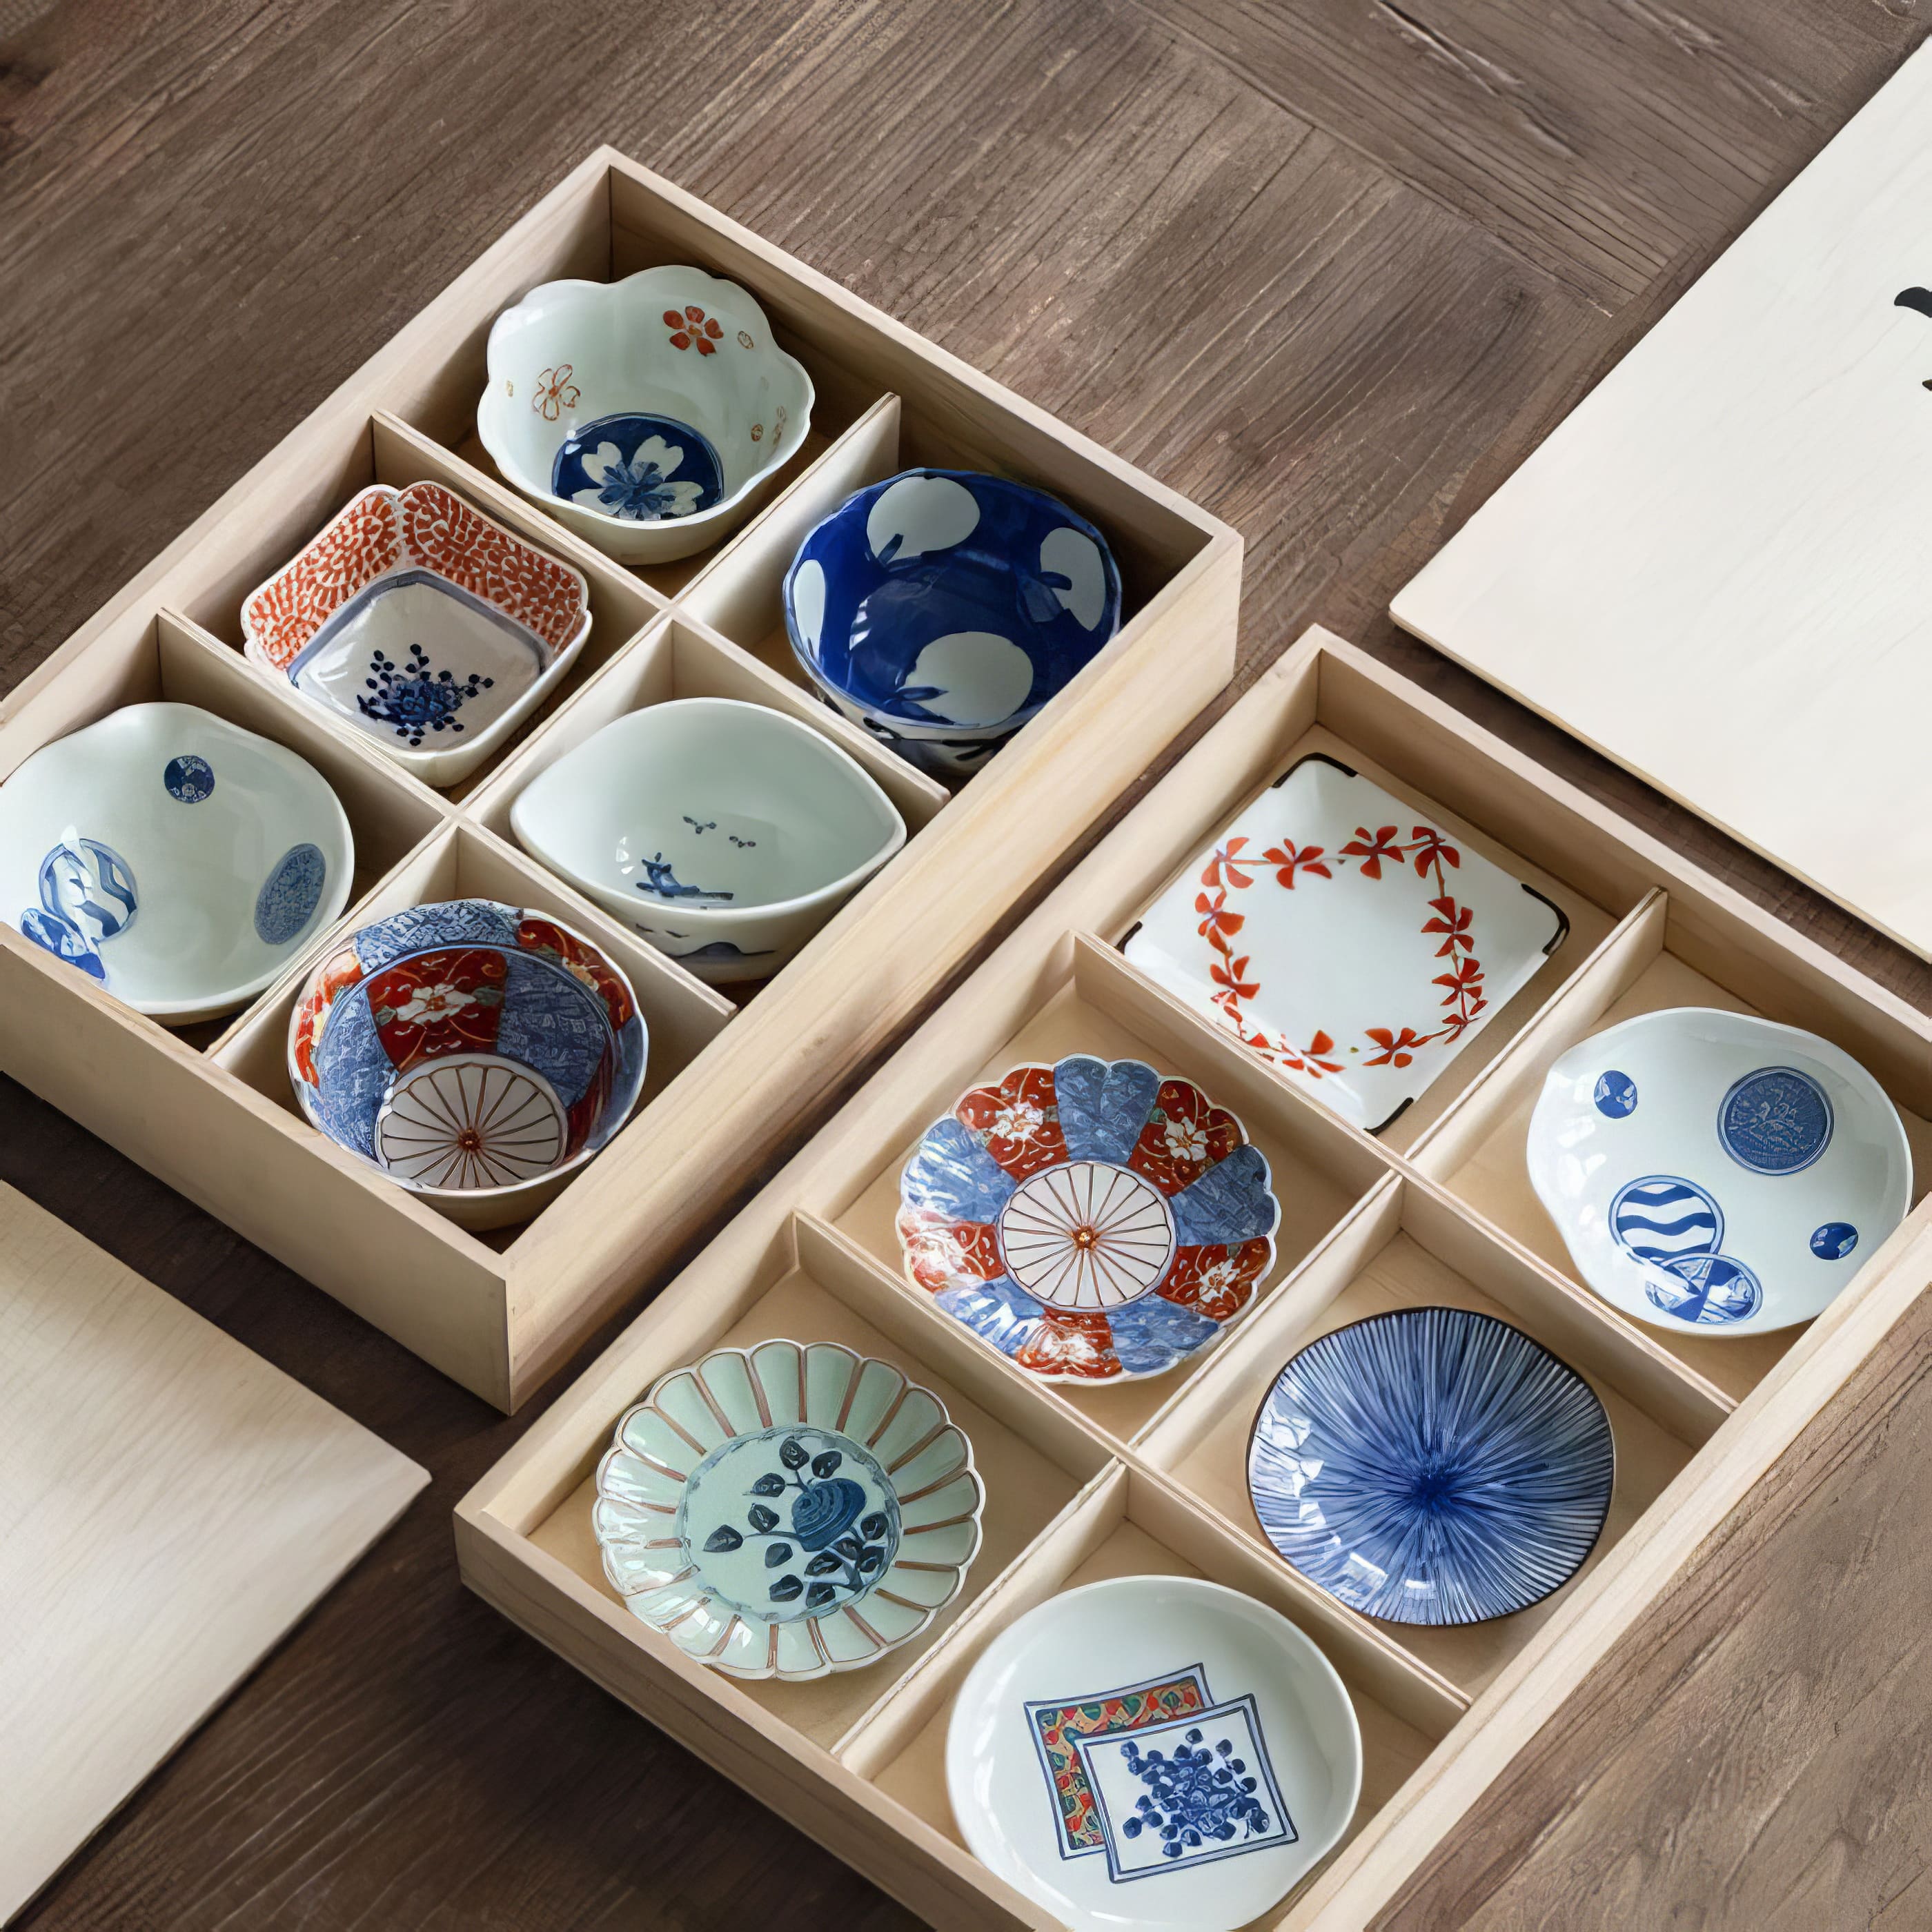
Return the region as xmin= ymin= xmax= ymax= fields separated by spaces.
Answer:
xmin=286 ymin=898 xmax=646 ymax=1224
xmin=477 ymin=266 xmax=815 ymax=564
xmin=945 ymin=1575 xmax=1361 ymax=1931
xmin=509 ymin=697 xmax=907 ymax=983
xmin=593 ymin=1340 xmax=983 ymax=1680
xmin=896 ymin=1054 xmax=1279 ymax=1383
xmin=0 ymin=702 xmax=353 ymax=1023
xmin=1124 ymin=756 xmax=1566 ymax=1132
xmin=241 ymin=481 xmax=592 ymax=787
xmin=784 ymin=469 xmax=1121 ymax=777
xmin=1525 ymin=1006 xmax=1911 ymax=1335
xmin=1248 ymin=1307 xmax=1616 ymax=1626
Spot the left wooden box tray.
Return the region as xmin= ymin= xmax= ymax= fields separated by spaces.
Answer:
xmin=0 ymin=148 xmax=1241 ymax=1412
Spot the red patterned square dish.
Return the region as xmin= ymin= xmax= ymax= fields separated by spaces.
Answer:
xmin=241 ymin=481 xmax=591 ymax=789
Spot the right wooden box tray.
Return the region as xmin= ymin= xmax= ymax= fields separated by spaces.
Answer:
xmin=455 ymin=627 xmax=1932 ymax=1927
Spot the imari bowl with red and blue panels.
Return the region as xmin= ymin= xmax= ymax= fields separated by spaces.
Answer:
xmin=896 ymin=1055 xmax=1279 ymax=1383
xmin=287 ymin=898 xmax=646 ymax=1228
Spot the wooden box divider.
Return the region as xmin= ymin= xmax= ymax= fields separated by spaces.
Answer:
xmin=457 ymin=624 xmax=1932 ymax=1929
xmin=0 ymin=149 xmax=1241 ymax=1410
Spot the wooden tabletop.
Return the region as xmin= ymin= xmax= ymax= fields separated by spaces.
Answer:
xmin=3 ymin=3 xmax=1927 ymax=1926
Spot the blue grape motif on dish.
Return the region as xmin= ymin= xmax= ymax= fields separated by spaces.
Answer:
xmin=253 ymin=842 xmax=327 ymax=946
xmin=701 ymin=1432 xmax=898 ymax=1613
xmin=1593 ymin=1070 xmax=1637 ymax=1118
xmin=553 ymin=412 xmax=724 ymax=522
xmin=1247 ymin=1306 xmax=1615 ymax=1625
xmin=357 ymin=642 xmax=494 ymax=746
xmin=1811 ymin=1221 xmax=1858 ymax=1261
xmin=1120 ymin=1728 xmax=1272 ymax=1862
xmin=1648 ymin=1253 xmax=1763 ymax=1325
xmin=164 ymin=753 xmax=215 ymax=803
xmin=1719 ymin=1065 xmax=1833 ymax=1175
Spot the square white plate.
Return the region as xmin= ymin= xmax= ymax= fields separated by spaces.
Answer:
xmin=1123 ymin=756 xmax=1565 ymax=1131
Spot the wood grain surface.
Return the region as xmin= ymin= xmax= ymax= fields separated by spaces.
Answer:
xmin=1 ymin=1 xmax=1926 ymax=1926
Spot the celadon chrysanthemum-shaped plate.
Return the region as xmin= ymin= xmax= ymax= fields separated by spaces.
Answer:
xmin=593 ymin=1340 xmax=985 ymax=1680
xmin=896 ymin=1054 xmax=1280 ymax=1383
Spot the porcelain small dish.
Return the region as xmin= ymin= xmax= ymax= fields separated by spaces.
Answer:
xmin=1124 ymin=754 xmax=1567 ymax=1132
xmin=241 ymin=480 xmax=592 ymax=789
xmin=593 ymin=1339 xmax=983 ymax=1679
xmin=288 ymin=898 xmax=645 ymax=1229
xmin=784 ymin=469 xmax=1121 ymax=777
xmin=0 ymin=702 xmax=352 ymax=1023
xmin=509 ymin=697 xmax=906 ymax=984
xmin=477 ymin=266 xmax=814 ymax=565
xmin=1248 ymin=1307 xmax=1615 ymax=1626
xmin=1525 ymin=1006 xmax=1911 ymax=1336
xmin=945 ymin=1575 xmax=1361 ymax=1931
xmin=897 ymin=1053 xmax=1279 ymax=1383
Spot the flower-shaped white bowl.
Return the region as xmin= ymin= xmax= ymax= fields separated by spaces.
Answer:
xmin=241 ymin=481 xmax=592 ymax=789
xmin=1526 ymin=1007 xmax=1911 ymax=1336
xmin=0 ymin=702 xmax=353 ymax=1023
xmin=509 ymin=697 xmax=905 ymax=983
xmin=477 ymin=266 xmax=815 ymax=565
xmin=593 ymin=1339 xmax=984 ymax=1680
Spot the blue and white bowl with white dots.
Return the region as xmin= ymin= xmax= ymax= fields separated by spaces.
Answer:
xmin=1526 ymin=1007 xmax=1911 ymax=1337
xmin=783 ymin=469 xmax=1122 ymax=778
xmin=0 ymin=702 xmax=353 ymax=1023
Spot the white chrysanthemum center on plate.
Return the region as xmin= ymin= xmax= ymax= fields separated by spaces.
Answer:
xmin=374 ymin=1052 xmax=568 ymax=1189
xmin=997 ymin=1160 xmax=1176 ymax=1311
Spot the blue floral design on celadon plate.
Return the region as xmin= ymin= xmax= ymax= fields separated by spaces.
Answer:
xmin=896 ymin=1053 xmax=1279 ymax=1385
xmin=553 ymin=412 xmax=724 ymax=521
xmin=592 ymin=1340 xmax=983 ymax=1681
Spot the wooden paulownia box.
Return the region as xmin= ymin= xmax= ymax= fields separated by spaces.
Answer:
xmin=457 ymin=629 xmax=1932 ymax=1928
xmin=0 ymin=149 xmax=1241 ymax=1412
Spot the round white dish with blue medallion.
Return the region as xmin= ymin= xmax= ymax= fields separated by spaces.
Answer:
xmin=897 ymin=1054 xmax=1279 ymax=1384
xmin=945 ymin=1575 xmax=1361 ymax=1932
xmin=509 ymin=696 xmax=906 ymax=983
xmin=1526 ymin=1007 xmax=1911 ymax=1337
xmin=286 ymin=897 xmax=646 ymax=1230
xmin=477 ymin=265 xmax=815 ymax=565
xmin=593 ymin=1339 xmax=983 ymax=1680
xmin=784 ymin=469 xmax=1121 ymax=777
xmin=0 ymin=701 xmax=352 ymax=1023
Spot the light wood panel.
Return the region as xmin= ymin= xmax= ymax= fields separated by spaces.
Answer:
xmin=0 ymin=1182 xmax=425 ymax=1922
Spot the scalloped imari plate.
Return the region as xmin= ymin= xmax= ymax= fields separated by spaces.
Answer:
xmin=896 ymin=1054 xmax=1280 ymax=1384
xmin=1123 ymin=756 xmax=1566 ymax=1132
xmin=592 ymin=1340 xmax=984 ymax=1680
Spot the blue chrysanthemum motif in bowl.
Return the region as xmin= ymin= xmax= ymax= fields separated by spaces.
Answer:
xmin=897 ymin=1054 xmax=1279 ymax=1383
xmin=593 ymin=1339 xmax=984 ymax=1681
xmin=784 ymin=470 xmax=1122 ymax=777
xmin=1248 ymin=1306 xmax=1615 ymax=1626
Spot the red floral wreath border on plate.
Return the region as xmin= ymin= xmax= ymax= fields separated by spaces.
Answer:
xmin=1191 ymin=818 xmax=1486 ymax=1080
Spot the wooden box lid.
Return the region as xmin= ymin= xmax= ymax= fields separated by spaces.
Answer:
xmin=0 ymin=1183 xmax=426 ymax=1919
xmin=1391 ymin=42 xmax=1932 ymax=958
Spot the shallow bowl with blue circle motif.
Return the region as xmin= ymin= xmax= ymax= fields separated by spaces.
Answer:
xmin=784 ymin=469 xmax=1122 ymax=778
xmin=1525 ymin=1005 xmax=1910 ymax=1337
xmin=0 ymin=701 xmax=353 ymax=1023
